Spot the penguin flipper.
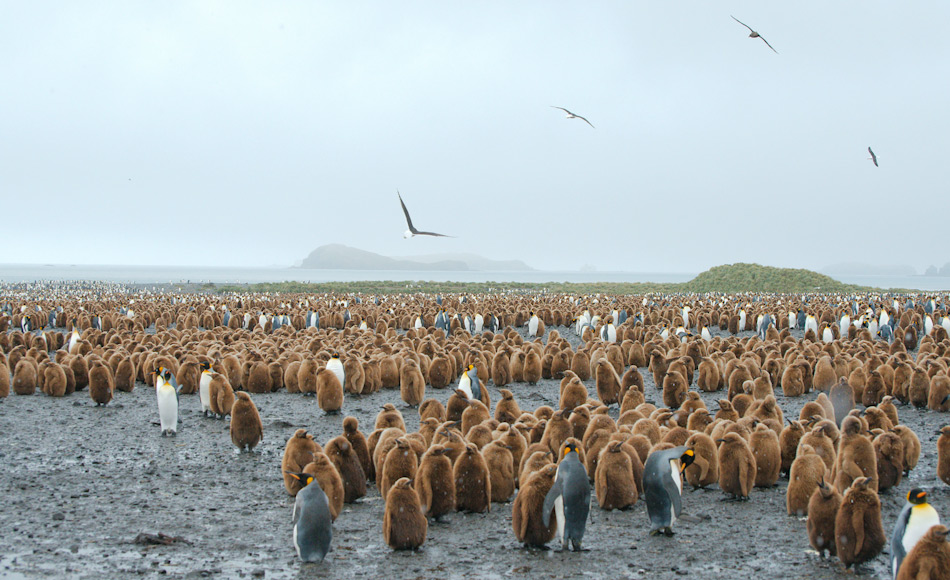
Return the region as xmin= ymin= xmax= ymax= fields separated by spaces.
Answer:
xmin=851 ymin=508 xmax=865 ymax=555
xmin=292 ymin=494 xmax=303 ymax=525
xmin=542 ymin=483 xmax=562 ymax=528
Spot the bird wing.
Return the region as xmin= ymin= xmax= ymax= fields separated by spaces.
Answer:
xmin=397 ymin=191 xmax=418 ymax=233
xmin=541 ymin=479 xmax=562 ymax=527
xmin=292 ymin=493 xmax=303 ymax=524
xmin=575 ymin=115 xmax=595 ymax=128
xmin=868 ymin=147 xmax=878 ymax=166
xmin=759 ymin=35 xmax=778 ymax=53
xmin=551 ymin=106 xmax=572 ymax=115
xmin=731 ymin=15 xmax=754 ymax=33
xmin=415 ymin=230 xmax=455 ymax=238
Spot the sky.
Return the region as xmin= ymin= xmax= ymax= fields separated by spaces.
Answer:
xmin=2 ymin=1 xmax=948 ymax=274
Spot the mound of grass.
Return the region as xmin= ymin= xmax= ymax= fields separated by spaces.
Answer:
xmin=681 ymin=263 xmax=870 ymax=294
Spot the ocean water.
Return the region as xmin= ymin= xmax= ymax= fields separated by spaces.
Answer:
xmin=1 ymin=264 xmax=947 ymax=291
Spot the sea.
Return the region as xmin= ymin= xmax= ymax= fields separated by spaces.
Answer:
xmin=0 ymin=264 xmax=948 ymax=291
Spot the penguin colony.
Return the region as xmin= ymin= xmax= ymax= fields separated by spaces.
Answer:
xmin=3 ymin=288 xmax=950 ymax=576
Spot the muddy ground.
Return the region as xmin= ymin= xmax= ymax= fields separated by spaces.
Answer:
xmin=1 ymin=326 xmax=948 ymax=580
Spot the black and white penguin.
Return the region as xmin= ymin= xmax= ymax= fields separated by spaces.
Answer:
xmin=156 ymin=368 xmax=179 ymax=436
xmin=326 ymin=353 xmax=345 ymax=389
xmin=796 ymin=309 xmax=806 ymax=331
xmin=542 ymin=445 xmax=591 ymax=551
xmin=286 ymin=471 xmax=333 ymax=562
xmin=891 ymin=488 xmax=941 ymax=579
xmin=601 ymin=321 xmax=616 ymax=343
xmin=527 ymin=312 xmax=540 ymax=338
xmin=643 ymin=446 xmax=695 ymax=536
xmin=20 ymin=315 xmax=31 ymax=333
xmin=457 ymin=364 xmax=481 ymax=402
xmin=878 ymin=324 xmax=894 ymax=344
xmin=198 ymin=361 xmax=213 ymax=417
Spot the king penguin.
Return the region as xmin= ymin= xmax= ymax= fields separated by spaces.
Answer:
xmin=528 ymin=311 xmax=540 ymax=337
xmin=458 ymin=364 xmax=481 ymax=402
xmin=890 ymin=488 xmax=941 ymax=579
xmin=326 ymin=353 xmax=345 ymax=389
xmin=601 ymin=321 xmax=617 ymax=343
xmin=67 ymin=325 xmax=81 ymax=354
xmin=156 ymin=368 xmax=179 ymax=436
xmin=542 ymin=445 xmax=591 ymax=551
xmin=198 ymin=361 xmax=213 ymax=417
xmin=643 ymin=446 xmax=695 ymax=536
xmin=286 ymin=471 xmax=333 ymax=562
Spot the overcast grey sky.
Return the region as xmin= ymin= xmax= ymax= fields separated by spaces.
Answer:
xmin=3 ymin=2 xmax=947 ymax=273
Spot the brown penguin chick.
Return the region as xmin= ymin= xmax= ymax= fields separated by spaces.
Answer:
xmin=426 ymin=354 xmax=452 ymax=389
xmin=863 ymin=407 xmax=893 ymax=432
xmin=315 ymin=368 xmax=344 ymax=414
xmin=498 ymin=423 xmax=528 ymax=471
xmin=373 ymin=428 xmax=409 ymax=486
xmin=69 ymin=355 xmax=89 ymax=390
xmin=714 ymin=399 xmax=739 ymax=423
xmin=814 ymin=419 xmax=840 ymax=448
xmin=44 ymin=363 xmax=68 ymax=397
xmin=461 ymin=398 xmax=491 ymax=437
xmin=749 ymin=423 xmax=781 ymax=488
xmin=535 ymin=405 xmax=556 ymax=422
xmin=415 ymin=415 xmax=442 ymax=447
xmin=571 ymin=350 xmax=591 ymax=381
xmin=799 ymin=423 xmax=837 ymax=472
xmin=682 ymin=432 xmax=719 ymax=489
xmin=230 ymin=391 xmax=263 ymax=452
xmin=419 ymin=398 xmax=446 ymax=423
xmin=114 ymin=358 xmax=135 ymax=393
xmin=495 ymin=389 xmax=522 ymax=424
xmin=929 ymin=374 xmax=950 ymax=411
xmin=246 ymin=362 xmax=271 ymax=394
xmin=781 ymin=364 xmax=805 ymax=397
xmin=446 ymin=389 xmax=471 ymax=423
xmin=697 ymin=359 xmax=721 ymax=392
xmin=491 ymin=349 xmax=511 ymax=386
xmin=621 ymin=366 xmax=644 ymax=395
xmin=415 ymin=444 xmax=456 ymax=520
xmin=559 ymin=376 xmax=589 ymax=411
xmin=896 ymin=525 xmax=950 ymax=580
xmin=519 ymin=449 xmax=554 ymax=488
xmin=512 ymin=464 xmax=558 ymax=547
xmin=731 ymin=394 xmax=754 ymax=418
xmin=399 ymin=358 xmax=426 ymax=407
xmin=303 ymin=452 xmax=345 ymax=521
xmin=375 ymin=403 xmax=407 ymax=432
xmin=509 ymin=350 xmax=525 ymax=383
xmin=834 ymin=477 xmax=885 ymax=569
xmin=593 ymin=359 xmax=622 ymax=406
xmin=454 ymin=443 xmax=491 ymax=513
xmin=661 ymin=370 xmax=688 ymax=409
xmin=813 ymin=357 xmax=837 ymax=392
xmin=833 ymin=416 xmax=878 ymax=493
xmin=872 ymin=431 xmax=903 ymax=492
xmin=541 ymin=409 xmax=574 ymax=456
xmin=466 ymin=424 xmax=493 ymax=450
xmin=807 ymin=478 xmax=841 ymax=557
xmin=798 ymin=401 xmax=827 ymax=423
xmin=779 ymin=420 xmax=806 ymax=476
xmin=380 ymin=437 xmax=419 ymax=498
xmin=786 ymin=444 xmax=827 ymax=516
xmin=0 ymin=358 xmax=10 ymax=398
xmin=568 ymin=406 xmax=592 ymax=441
xmin=862 ymin=370 xmax=887 ymax=407
xmin=325 ymin=436 xmax=367 ymax=503
xmin=595 ymin=440 xmax=638 ymax=510
xmin=297 ymin=359 xmax=319 ymax=395
xmin=482 ymin=440 xmax=516 ymax=503
xmin=686 ymin=408 xmax=713 ymax=433
xmin=88 ymin=361 xmax=114 ymax=406
xmin=717 ymin=432 xmax=756 ymax=500
xmin=908 ymin=368 xmax=931 ymax=409
xmin=282 ymin=429 xmax=320 ymax=495
xmin=750 ymin=394 xmax=784 ymax=426
xmin=938 ymin=426 xmax=950 ymax=485
xmin=523 ymin=349 xmax=542 ymax=385
xmin=208 ymin=373 xmax=234 ymax=418
xmin=383 ymin=477 xmax=427 ymax=550
xmin=12 ymin=359 xmax=38 ymax=395
xmin=892 ymin=425 xmax=920 ymax=475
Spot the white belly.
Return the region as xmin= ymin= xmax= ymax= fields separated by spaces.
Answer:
xmin=528 ymin=318 xmax=539 ymax=336
xmin=903 ymin=507 xmax=941 ymax=555
xmin=199 ymin=373 xmax=212 ymax=411
xmin=157 ymin=387 xmax=178 ymax=432
xmin=327 ymin=360 xmax=345 ymax=387
xmin=554 ymin=496 xmax=565 ymax=544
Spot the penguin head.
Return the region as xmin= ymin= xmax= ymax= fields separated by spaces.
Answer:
xmin=199 ymin=361 xmax=212 ymax=371
xmin=907 ymin=488 xmax=929 ymax=505
xmin=561 ymin=445 xmax=581 ymax=460
xmin=679 ymin=449 xmax=695 ymax=473
xmin=331 ymin=353 xmax=340 ymax=360
xmin=284 ymin=471 xmax=315 ymax=488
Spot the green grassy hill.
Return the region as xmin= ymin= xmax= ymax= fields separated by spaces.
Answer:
xmin=680 ymin=263 xmax=868 ymax=294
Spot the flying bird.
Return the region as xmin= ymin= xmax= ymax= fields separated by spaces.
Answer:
xmin=397 ymin=191 xmax=453 ymax=238
xmin=867 ymin=147 xmax=879 ymax=167
xmin=551 ymin=106 xmax=594 ymax=128
xmin=731 ymin=16 xmax=778 ymax=53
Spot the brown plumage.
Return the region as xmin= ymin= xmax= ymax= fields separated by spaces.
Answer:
xmin=325 ymin=436 xmax=367 ymax=503
xmin=297 ymin=359 xmax=319 ymax=395
xmin=380 ymin=437 xmax=418 ymax=498
xmin=750 ymin=423 xmax=781 ymax=488
xmin=43 ymin=363 xmax=67 ymax=397
xmin=834 ymin=477 xmax=885 ymax=568
xmin=594 ymin=359 xmax=622 ymax=406
xmin=683 ymin=432 xmax=719 ymax=489
xmin=909 ymin=368 xmax=931 ymax=409
xmin=483 ymin=440 xmax=516 ymax=503
xmin=559 ymin=376 xmax=588 ymax=411
xmin=541 ymin=409 xmax=573 ymax=456
xmin=13 ymin=359 xmax=37 ymax=395
xmin=896 ymin=525 xmax=950 ymax=580
xmin=282 ymin=429 xmax=319 ymax=495
xmin=807 ymin=479 xmax=841 ymax=557
xmin=415 ymin=444 xmax=456 ymax=520
xmin=399 ymin=358 xmax=426 ymax=407
xmin=208 ymin=373 xmax=235 ymax=418
xmin=511 ymin=464 xmax=558 ymax=547
xmin=315 ymin=368 xmax=344 ymax=414
xmin=595 ymin=440 xmax=638 ymax=510
xmin=523 ymin=349 xmax=542 ymax=384
xmin=419 ymin=398 xmax=447 ymax=423
xmin=455 ymin=443 xmax=491 ymax=513
xmin=717 ymin=432 xmax=756 ymax=499
xmin=662 ymin=370 xmax=688 ymax=409
xmin=833 ymin=416 xmax=877 ymax=493
xmin=383 ymin=477 xmax=427 ymax=550
xmin=938 ymin=426 xmax=950 ymax=485
xmin=114 ymin=359 xmax=135 ymax=392
xmin=246 ymin=362 xmax=271 ymax=394
xmin=697 ymin=359 xmax=721 ymax=392
xmin=779 ymin=420 xmax=806 ymax=476
xmin=230 ymin=391 xmax=263 ymax=451
xmin=302 ymin=451 xmax=344 ymax=521
xmin=495 ymin=389 xmax=521 ymax=424
xmin=491 ymin=349 xmax=511 ymax=386
xmin=88 ymin=361 xmax=114 ymax=406
xmin=786 ymin=444 xmax=826 ymax=516
xmin=460 ymin=398 xmax=490 ymax=437
xmin=872 ymin=431 xmax=903 ymax=492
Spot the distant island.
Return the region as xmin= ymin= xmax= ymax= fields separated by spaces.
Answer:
xmin=297 ymin=244 xmax=534 ymax=272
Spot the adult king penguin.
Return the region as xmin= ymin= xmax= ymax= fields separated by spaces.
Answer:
xmin=326 ymin=353 xmax=345 ymax=389
xmin=286 ymin=471 xmax=333 ymax=562
xmin=891 ymin=488 xmax=941 ymax=579
xmin=198 ymin=361 xmax=213 ymax=417
xmin=458 ymin=364 xmax=481 ymax=402
xmin=643 ymin=446 xmax=695 ymax=536
xmin=156 ymin=368 xmax=179 ymax=436
xmin=542 ymin=445 xmax=591 ymax=551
